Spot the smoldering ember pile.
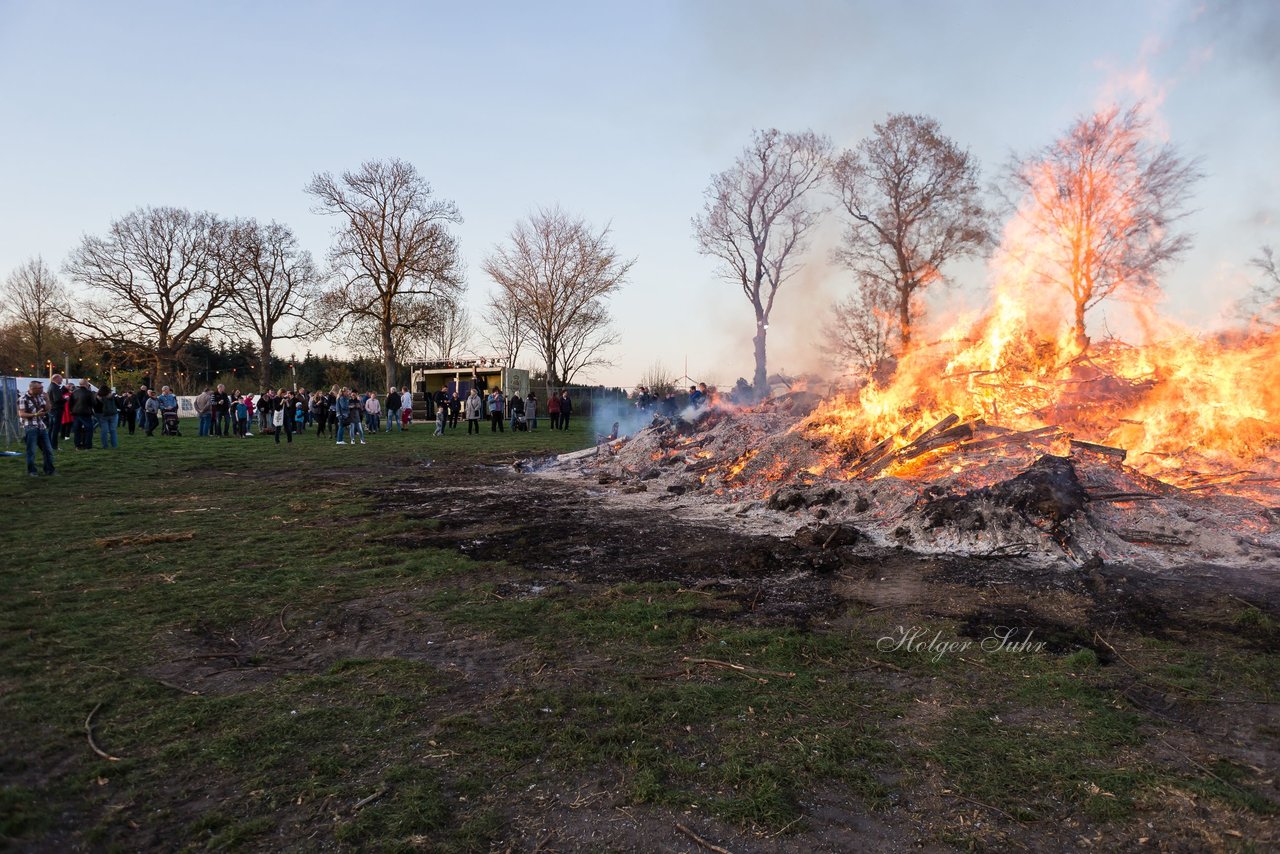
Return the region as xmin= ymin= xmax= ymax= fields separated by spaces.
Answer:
xmin=540 ymin=322 xmax=1280 ymax=573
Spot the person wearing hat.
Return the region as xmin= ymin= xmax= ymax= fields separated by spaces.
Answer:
xmin=17 ymin=379 xmax=56 ymax=476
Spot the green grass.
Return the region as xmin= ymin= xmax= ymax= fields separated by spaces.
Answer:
xmin=1 ymin=418 xmax=1276 ymax=849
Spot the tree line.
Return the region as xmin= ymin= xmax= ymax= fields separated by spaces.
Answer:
xmin=2 ymin=159 xmax=631 ymax=394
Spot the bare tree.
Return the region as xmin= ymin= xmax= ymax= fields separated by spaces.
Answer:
xmin=64 ymin=207 xmax=233 ymax=383
xmin=479 ymin=290 xmax=526 ymax=366
xmin=822 ymin=276 xmax=898 ymax=379
xmin=832 ymin=114 xmax=992 ymax=350
xmin=225 ymin=219 xmax=322 ymax=388
xmin=640 ymin=361 xmax=677 ymax=397
xmin=423 ymin=295 xmax=473 ymax=360
xmin=693 ymin=128 xmax=831 ymax=398
xmin=1007 ymin=105 xmax=1201 ymax=352
xmin=2 ymin=256 xmax=67 ymax=370
xmin=1241 ymin=245 xmax=1280 ymax=328
xmin=483 ymin=207 xmax=631 ymax=389
xmin=307 ymin=159 xmax=464 ymax=388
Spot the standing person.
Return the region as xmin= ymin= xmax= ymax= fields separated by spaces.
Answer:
xmin=401 ymin=388 xmax=413 ymax=429
xmin=97 ymin=385 xmax=120 ymax=449
xmin=508 ymin=393 xmax=524 ymax=432
xmin=121 ymin=386 xmax=138 ymax=435
xmin=434 ymin=386 xmax=449 ymax=425
xmin=434 ymin=399 xmax=446 ymax=436
xmin=487 ymin=388 xmax=505 ymax=432
xmin=448 ymin=392 xmax=461 ymax=429
xmin=559 ymin=390 xmax=573 ymax=431
xmin=547 ymin=390 xmax=561 ymax=430
xmin=234 ymin=395 xmax=251 ymax=438
xmin=195 ymin=387 xmax=213 ymax=437
xmin=312 ymin=391 xmax=330 ymax=438
xmin=464 ymin=387 xmax=483 ymax=434
xmin=211 ymin=384 xmax=231 ymax=437
xmin=385 ymin=387 xmax=402 ymax=433
xmin=526 ymin=392 xmax=538 ymax=430
xmin=364 ymin=391 xmax=381 ymax=432
xmin=144 ymin=390 xmax=160 ymax=436
xmin=273 ymin=391 xmax=292 ymax=444
xmin=334 ymin=388 xmax=350 ymax=444
xmin=70 ymin=379 xmax=97 ymax=449
xmin=347 ymin=391 xmax=366 ymax=444
xmin=46 ymin=374 xmax=66 ymax=449
xmin=17 ymin=379 xmax=56 ymax=476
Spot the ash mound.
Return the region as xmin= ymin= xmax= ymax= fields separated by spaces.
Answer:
xmin=544 ymin=402 xmax=1280 ymax=570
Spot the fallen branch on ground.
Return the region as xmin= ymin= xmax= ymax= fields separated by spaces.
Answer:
xmin=85 ymin=702 xmax=123 ymax=762
xmin=675 ymin=822 xmax=735 ymax=854
xmin=680 ymin=657 xmax=795 ymax=678
xmin=352 ymin=787 xmax=388 ymax=811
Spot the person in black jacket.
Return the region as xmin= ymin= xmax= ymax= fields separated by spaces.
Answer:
xmin=559 ymin=391 xmax=573 ymax=431
xmin=69 ymin=379 xmax=97 ymax=449
xmin=120 ymin=386 xmax=139 ymax=434
xmin=46 ymin=374 xmax=66 ymax=449
xmin=211 ymin=384 xmax=232 ymax=437
xmin=385 ymin=387 xmax=402 ymax=433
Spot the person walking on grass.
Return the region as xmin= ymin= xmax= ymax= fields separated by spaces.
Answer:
xmin=465 ymin=387 xmax=483 ymax=434
xmin=97 ymin=385 xmax=119 ymax=449
xmin=18 ymin=379 xmax=56 ymax=477
xmin=385 ymin=386 xmax=402 ymax=433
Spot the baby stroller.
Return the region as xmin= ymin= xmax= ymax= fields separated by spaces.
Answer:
xmin=513 ymin=412 xmax=528 ymax=432
xmin=161 ymin=408 xmax=181 ymax=436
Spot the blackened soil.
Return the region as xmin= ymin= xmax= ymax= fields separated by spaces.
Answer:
xmin=381 ymin=468 xmax=853 ymax=626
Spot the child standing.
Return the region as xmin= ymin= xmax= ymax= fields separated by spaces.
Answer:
xmin=434 ymin=401 xmax=446 ymax=436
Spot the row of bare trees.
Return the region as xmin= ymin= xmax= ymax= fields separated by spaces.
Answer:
xmin=694 ymin=105 xmax=1212 ymax=395
xmin=3 ymin=159 xmax=631 ymax=393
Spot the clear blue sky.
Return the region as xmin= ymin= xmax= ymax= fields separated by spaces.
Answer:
xmin=2 ymin=0 xmax=1276 ymax=386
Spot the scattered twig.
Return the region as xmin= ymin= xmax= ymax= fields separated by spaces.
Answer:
xmin=531 ymin=830 xmax=556 ymax=853
xmin=85 ymin=702 xmax=123 ymax=762
xmin=352 ymin=787 xmax=388 ymax=811
xmin=680 ymin=657 xmax=795 ymax=678
xmin=948 ymin=791 xmax=1026 ymax=823
xmin=279 ymin=603 xmax=292 ymax=635
xmin=675 ymin=822 xmax=735 ymax=854
xmin=155 ymin=679 xmax=201 ymax=696
xmin=862 ymin=656 xmax=911 ymax=675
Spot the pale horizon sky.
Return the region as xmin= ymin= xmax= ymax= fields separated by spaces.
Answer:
xmin=2 ymin=0 xmax=1277 ymax=387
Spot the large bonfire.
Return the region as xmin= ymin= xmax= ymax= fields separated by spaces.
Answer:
xmin=549 ymin=109 xmax=1280 ymax=569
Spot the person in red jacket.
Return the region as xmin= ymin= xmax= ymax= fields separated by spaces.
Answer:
xmin=547 ymin=391 xmax=561 ymax=430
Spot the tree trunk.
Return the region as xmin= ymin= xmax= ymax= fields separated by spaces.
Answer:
xmin=1073 ymin=300 xmax=1089 ymax=354
xmin=898 ymin=287 xmax=913 ymax=350
xmin=752 ymin=322 xmax=768 ymax=400
xmin=259 ymin=337 xmax=273 ymax=389
xmin=381 ymin=322 xmax=397 ymax=390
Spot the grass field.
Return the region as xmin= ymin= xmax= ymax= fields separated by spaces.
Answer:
xmin=0 ymin=418 xmax=1276 ymax=851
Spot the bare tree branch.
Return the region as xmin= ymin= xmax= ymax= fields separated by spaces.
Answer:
xmin=63 ymin=207 xmax=235 ymax=384
xmin=2 ymin=256 xmax=68 ymax=370
xmin=831 ymin=113 xmax=992 ymax=350
xmin=1005 ymin=104 xmax=1202 ymax=352
xmin=693 ymin=128 xmax=831 ymax=397
xmin=306 ymin=158 xmax=464 ymax=388
xmin=483 ymin=207 xmax=630 ymax=390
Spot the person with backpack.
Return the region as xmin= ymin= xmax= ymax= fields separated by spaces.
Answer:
xmin=97 ymin=385 xmax=120 ymax=448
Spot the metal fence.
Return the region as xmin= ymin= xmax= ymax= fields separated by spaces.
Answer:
xmin=0 ymin=377 xmax=20 ymax=446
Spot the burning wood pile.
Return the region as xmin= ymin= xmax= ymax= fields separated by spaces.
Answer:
xmin=547 ymin=326 xmax=1280 ymax=570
